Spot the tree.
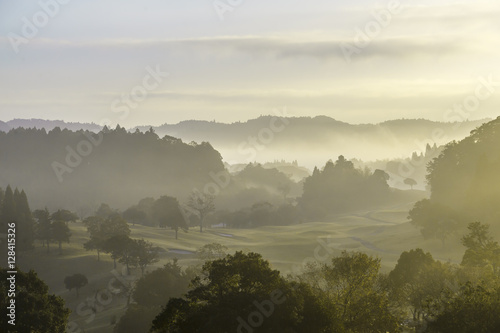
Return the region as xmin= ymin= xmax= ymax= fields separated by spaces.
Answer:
xmin=33 ymin=208 xmax=52 ymax=253
xmin=196 ymin=243 xmax=228 ymax=261
xmin=461 ymin=222 xmax=500 ymax=272
xmin=301 ymin=251 xmax=401 ymax=333
xmin=122 ymin=206 xmax=146 ymax=226
xmin=0 ymin=185 xmax=16 ymax=228
xmin=133 ymin=259 xmax=194 ymax=308
xmin=83 ymin=216 xmax=105 ymax=260
xmin=408 ymin=199 xmax=461 ymax=245
xmin=153 ymin=196 xmax=188 ymax=240
xmin=0 ymin=267 xmax=70 ymax=332
xmin=95 ymin=203 xmax=117 ymax=219
xmin=51 ymin=209 xmax=79 ymax=223
xmin=83 ymin=215 xmax=130 ymax=261
xmin=404 ymin=178 xmax=417 ymax=190
xmin=64 ymin=273 xmax=88 ymax=298
xmin=151 ymin=251 xmax=338 ymax=333
xmin=113 ymin=304 xmax=158 ymax=333
xmin=186 ymin=192 xmax=215 ymax=233
xmin=133 ymin=239 xmax=159 ymax=276
xmin=51 ymin=220 xmax=71 ymax=254
xmin=102 ymin=234 xmax=136 ymax=272
xmin=426 ymin=282 xmax=500 ymax=333
xmin=277 ymin=182 xmax=291 ymax=203
xmin=387 ymin=249 xmax=453 ymax=326
xmin=13 ymin=189 xmax=35 ymax=251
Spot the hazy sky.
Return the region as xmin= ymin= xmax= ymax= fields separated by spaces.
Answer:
xmin=1 ymin=0 xmax=499 ymax=127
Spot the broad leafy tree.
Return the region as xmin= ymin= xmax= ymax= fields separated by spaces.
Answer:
xmin=0 ymin=267 xmax=70 ymax=332
xmin=186 ymin=191 xmax=215 ymax=233
xmin=153 ymin=196 xmax=188 ymax=240
xmin=64 ymin=273 xmax=88 ymax=298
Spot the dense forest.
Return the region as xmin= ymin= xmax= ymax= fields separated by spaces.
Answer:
xmin=0 ymin=126 xmax=224 ymax=212
xmin=409 ymin=116 xmax=500 ymax=242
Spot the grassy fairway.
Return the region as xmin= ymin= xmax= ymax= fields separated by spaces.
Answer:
xmin=17 ymin=195 xmax=464 ymax=332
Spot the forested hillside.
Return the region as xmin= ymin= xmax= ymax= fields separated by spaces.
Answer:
xmin=410 ymin=116 xmax=500 ymax=239
xmin=0 ymin=126 xmax=224 ymax=213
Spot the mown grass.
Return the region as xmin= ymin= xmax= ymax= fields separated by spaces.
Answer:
xmin=17 ymin=197 xmax=466 ymax=332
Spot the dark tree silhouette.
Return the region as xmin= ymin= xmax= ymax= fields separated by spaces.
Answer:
xmin=51 ymin=220 xmax=71 ymax=254
xmin=404 ymin=178 xmax=417 ymax=190
xmin=0 ymin=267 xmax=70 ymax=332
xmin=64 ymin=273 xmax=88 ymax=298
xmin=133 ymin=238 xmax=159 ymax=276
xmin=186 ymin=191 xmax=215 ymax=233
xmin=153 ymin=196 xmax=188 ymax=240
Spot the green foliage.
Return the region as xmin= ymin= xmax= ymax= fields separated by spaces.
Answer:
xmin=212 ymin=202 xmax=302 ymax=228
xmin=50 ymin=209 xmax=79 ymax=222
xmin=133 ymin=238 xmax=160 ymax=276
xmin=408 ymin=199 xmax=462 ymax=244
xmin=132 ymin=259 xmax=194 ymax=308
xmin=102 ymin=235 xmax=136 ymax=273
xmin=0 ymin=267 xmax=70 ymax=332
xmin=0 ymin=127 xmax=225 ymax=212
xmin=113 ymin=304 xmax=159 ymax=333
xmin=0 ymin=185 xmax=35 ymax=251
xmin=413 ymin=117 xmax=500 ymax=238
xmin=83 ymin=215 xmax=130 ymax=260
xmin=64 ymin=273 xmax=88 ymax=297
xmin=426 ymin=282 xmax=500 ymax=333
xmin=51 ymin=220 xmax=71 ymax=254
xmin=196 ymin=242 xmax=228 ymax=261
xmin=151 ymin=251 xmax=337 ymax=332
xmin=387 ymin=249 xmax=455 ymax=325
xmin=115 ymin=260 xmax=196 ymax=333
xmin=186 ymin=191 xmax=215 ymax=233
xmin=153 ymin=196 xmax=188 ymax=239
xmin=302 ymin=251 xmax=401 ymax=333
xmin=461 ymin=222 xmax=500 ymax=272
xmin=300 ymin=156 xmax=391 ymax=219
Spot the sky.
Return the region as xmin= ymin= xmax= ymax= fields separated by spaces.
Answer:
xmin=1 ymin=0 xmax=499 ymax=127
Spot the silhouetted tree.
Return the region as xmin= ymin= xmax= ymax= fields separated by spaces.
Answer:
xmin=51 ymin=209 xmax=79 ymax=223
xmin=151 ymin=251 xmax=339 ymax=332
xmin=196 ymin=243 xmax=228 ymax=261
xmin=404 ymin=178 xmax=417 ymax=190
xmin=461 ymin=222 xmax=500 ymax=272
xmin=51 ymin=220 xmax=71 ymax=254
xmin=0 ymin=267 xmax=70 ymax=332
xmin=153 ymin=196 xmax=188 ymax=240
xmin=64 ymin=273 xmax=88 ymax=298
xmin=33 ymin=208 xmax=52 ymax=253
xmin=133 ymin=239 xmax=159 ymax=276
xmin=186 ymin=191 xmax=215 ymax=233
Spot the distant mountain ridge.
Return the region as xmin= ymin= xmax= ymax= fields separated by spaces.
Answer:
xmin=1 ymin=116 xmax=492 ymax=167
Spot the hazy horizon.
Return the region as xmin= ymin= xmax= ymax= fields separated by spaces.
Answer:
xmin=2 ymin=0 xmax=500 ymax=126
